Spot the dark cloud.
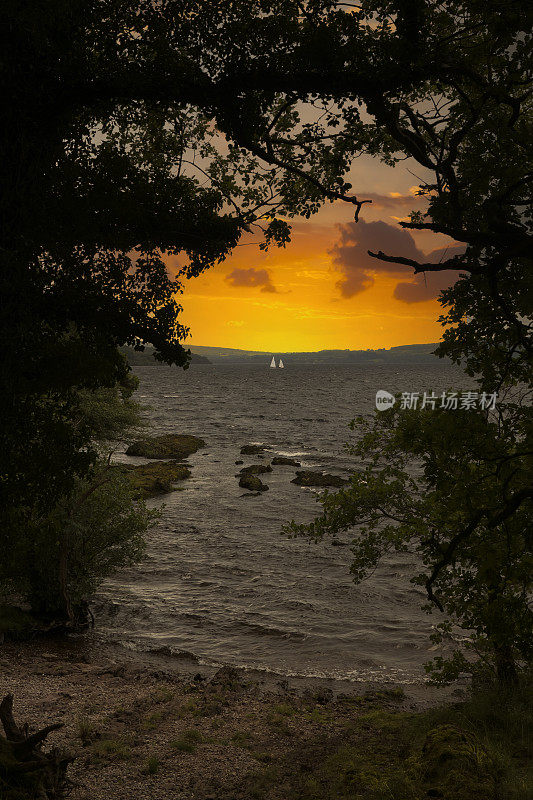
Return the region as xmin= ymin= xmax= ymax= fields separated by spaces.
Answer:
xmin=331 ymin=220 xmax=422 ymax=298
xmin=331 ymin=220 xmax=465 ymax=303
xmin=393 ymin=245 xmax=465 ymax=303
xmin=225 ymin=267 xmax=277 ymax=293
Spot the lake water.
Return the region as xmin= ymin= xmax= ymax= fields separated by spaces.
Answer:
xmin=94 ymin=362 xmax=469 ymax=684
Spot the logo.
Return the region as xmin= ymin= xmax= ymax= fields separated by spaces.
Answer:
xmin=375 ymin=390 xmax=396 ymax=411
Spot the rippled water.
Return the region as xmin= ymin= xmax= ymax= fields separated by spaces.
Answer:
xmin=95 ymin=362 xmax=468 ymax=683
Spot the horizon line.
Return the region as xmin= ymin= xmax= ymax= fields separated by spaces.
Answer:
xmin=182 ymin=341 xmax=440 ymax=355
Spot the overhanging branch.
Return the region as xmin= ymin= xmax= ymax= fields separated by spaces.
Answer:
xmin=367 ymin=250 xmax=470 ymax=273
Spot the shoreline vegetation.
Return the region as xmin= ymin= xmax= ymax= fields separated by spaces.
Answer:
xmin=0 ymin=640 xmax=530 ymax=800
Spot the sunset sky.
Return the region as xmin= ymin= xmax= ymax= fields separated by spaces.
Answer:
xmin=172 ymin=156 xmax=460 ymax=352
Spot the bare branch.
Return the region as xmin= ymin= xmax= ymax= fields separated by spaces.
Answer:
xmin=367 ymin=250 xmax=470 ymax=274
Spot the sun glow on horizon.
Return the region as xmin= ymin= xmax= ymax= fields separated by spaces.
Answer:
xmin=172 ymin=164 xmax=457 ymax=352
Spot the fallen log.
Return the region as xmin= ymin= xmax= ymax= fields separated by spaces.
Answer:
xmin=0 ymin=694 xmax=73 ymax=798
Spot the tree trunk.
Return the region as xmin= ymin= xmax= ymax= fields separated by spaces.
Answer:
xmin=495 ymin=645 xmax=519 ymax=688
xmin=0 ymin=694 xmax=73 ymax=798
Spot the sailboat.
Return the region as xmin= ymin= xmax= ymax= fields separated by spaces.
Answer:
xmin=278 ymin=358 xmax=284 ymax=369
xmin=270 ymin=356 xmax=276 ymax=368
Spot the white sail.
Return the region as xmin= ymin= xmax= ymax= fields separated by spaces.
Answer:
xmin=278 ymin=359 xmax=284 ymax=368
xmin=270 ymin=356 xmax=276 ymax=368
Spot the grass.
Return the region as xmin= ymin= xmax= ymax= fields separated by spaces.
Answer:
xmin=90 ymin=738 xmax=132 ymax=762
xmin=170 ymin=729 xmax=205 ymax=754
xmin=303 ymin=708 xmax=331 ymax=725
xmin=272 ymin=703 xmax=296 ymax=717
xmin=150 ymin=687 xmax=174 ymax=704
xmin=171 ymin=740 xmax=196 ymax=753
xmin=142 ymin=756 xmax=160 ymax=775
xmin=266 ymin=706 xmax=296 ymax=735
xmin=253 ymin=752 xmax=275 ymax=764
xmin=237 ymin=683 xmax=532 ymax=800
xmin=142 ymin=711 xmax=164 ymax=730
xmin=177 ymin=695 xmax=225 ymax=718
xmin=231 ymin=730 xmax=254 ymax=747
xmin=76 ymin=715 xmax=97 ymax=745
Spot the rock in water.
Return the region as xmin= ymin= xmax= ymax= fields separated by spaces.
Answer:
xmin=240 ymin=444 xmax=264 ymax=455
xmin=239 ymin=463 xmax=272 ymax=475
xmin=239 ymin=474 xmax=269 ymax=492
xmin=115 ymin=461 xmax=190 ymax=498
xmin=126 ymin=434 xmax=205 ymax=459
xmin=291 ymin=470 xmax=348 ymax=488
xmin=272 ymin=456 xmax=301 ymax=467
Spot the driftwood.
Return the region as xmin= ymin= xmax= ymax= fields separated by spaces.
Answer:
xmin=0 ymin=694 xmax=73 ymax=798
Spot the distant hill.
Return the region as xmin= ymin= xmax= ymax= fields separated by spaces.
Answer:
xmin=187 ymin=342 xmax=446 ymax=365
xmin=121 ymin=346 xmax=211 ymax=365
xmin=122 ymin=343 xmax=447 ymax=367
xmin=183 ymin=345 xmax=266 ymax=359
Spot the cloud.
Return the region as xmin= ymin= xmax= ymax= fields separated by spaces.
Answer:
xmin=330 ymin=220 xmax=422 ymax=298
xmin=361 ymin=187 xmax=425 ymax=209
xmin=225 ymin=267 xmax=277 ymax=293
xmin=330 ymin=219 xmax=465 ymax=303
xmin=393 ymin=245 xmax=465 ymax=303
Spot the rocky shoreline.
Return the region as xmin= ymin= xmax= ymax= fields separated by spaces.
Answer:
xmin=1 ymin=637 xmax=478 ymax=800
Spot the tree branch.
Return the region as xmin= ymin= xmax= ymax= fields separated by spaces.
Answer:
xmin=426 ymin=513 xmax=484 ymax=611
xmin=425 ymin=485 xmax=533 ymax=611
xmin=399 ymin=220 xmax=533 ymax=254
xmin=367 ymin=250 xmax=470 ymax=274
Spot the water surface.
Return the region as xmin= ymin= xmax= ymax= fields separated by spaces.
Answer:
xmin=95 ymin=362 xmax=468 ymax=683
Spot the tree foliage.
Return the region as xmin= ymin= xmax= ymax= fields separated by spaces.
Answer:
xmin=1 ymin=1 xmax=531 ymax=662
xmin=0 ymin=353 xmax=154 ymax=622
xmin=287 ymin=396 xmax=532 ymax=684
xmin=20 ymin=465 xmax=152 ymax=621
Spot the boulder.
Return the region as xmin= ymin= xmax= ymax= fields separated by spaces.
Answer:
xmin=239 ymin=463 xmax=272 ymax=475
xmin=126 ymin=434 xmax=205 ymax=459
xmin=240 ymin=444 xmax=264 ymax=455
xmin=291 ymin=470 xmax=348 ymax=488
xmin=271 ymin=456 xmax=301 ymax=467
xmin=116 ymin=461 xmax=190 ymax=498
xmin=235 ymin=460 xmax=244 ymax=465
xmin=209 ymin=666 xmax=243 ymax=690
xmin=239 ymin=474 xmax=269 ymax=492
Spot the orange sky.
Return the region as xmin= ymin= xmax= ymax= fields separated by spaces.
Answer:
xmin=171 ymin=157 xmax=458 ymax=352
